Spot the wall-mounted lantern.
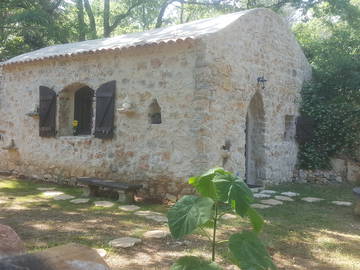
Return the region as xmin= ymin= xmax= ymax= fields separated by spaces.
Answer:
xmin=257 ymin=76 xmax=267 ymax=89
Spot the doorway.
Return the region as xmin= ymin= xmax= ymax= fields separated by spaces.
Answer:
xmin=245 ymin=92 xmax=265 ymax=185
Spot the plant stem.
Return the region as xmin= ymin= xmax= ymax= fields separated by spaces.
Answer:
xmin=212 ymin=203 xmax=218 ymax=262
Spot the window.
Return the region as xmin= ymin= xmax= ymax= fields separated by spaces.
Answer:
xmin=74 ymin=87 xmax=94 ymax=135
xmin=284 ymin=115 xmax=295 ymax=141
xmin=148 ymin=99 xmax=162 ymax=124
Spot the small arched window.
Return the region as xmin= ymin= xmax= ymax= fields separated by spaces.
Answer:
xmin=148 ymin=99 xmax=162 ymax=124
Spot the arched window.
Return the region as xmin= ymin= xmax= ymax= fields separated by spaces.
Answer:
xmin=148 ymin=99 xmax=162 ymax=124
xmin=58 ymin=83 xmax=94 ymax=136
xmin=74 ymin=86 xmax=94 ymax=135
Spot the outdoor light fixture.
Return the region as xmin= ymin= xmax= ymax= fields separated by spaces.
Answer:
xmin=257 ymin=76 xmax=267 ymax=89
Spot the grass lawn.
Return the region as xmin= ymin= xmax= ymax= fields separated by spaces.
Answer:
xmin=0 ymin=177 xmax=359 ymax=270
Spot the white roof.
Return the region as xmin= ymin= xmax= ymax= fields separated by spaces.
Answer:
xmin=3 ymin=10 xmax=250 ymax=66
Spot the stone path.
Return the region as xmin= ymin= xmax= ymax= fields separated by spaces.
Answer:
xmin=221 ymin=213 xmax=237 ymax=220
xmin=143 ymin=230 xmax=170 ymax=239
xmin=119 ymin=205 xmax=140 ymax=212
xmin=109 ymin=237 xmax=141 ymax=248
xmin=301 ymin=197 xmax=324 ymax=202
xmin=134 ymin=211 xmax=168 ymax=223
xmin=94 ymin=201 xmax=114 ymax=207
xmin=281 ymin=191 xmax=300 ymax=197
xmin=331 ymin=201 xmax=352 ymax=206
xmin=70 ymin=198 xmax=90 ymax=204
xmin=54 ymin=194 xmax=75 ymax=200
xmin=252 ymin=203 xmax=271 ymax=209
xmin=254 ymin=193 xmax=271 ymax=199
xmin=274 ymin=195 xmax=294 ymax=202
xmin=261 ymin=199 xmax=283 ymax=206
xmin=42 ymin=191 xmax=64 ymax=197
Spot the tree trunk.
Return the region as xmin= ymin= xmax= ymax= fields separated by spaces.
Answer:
xmin=84 ymin=0 xmax=97 ymax=39
xmin=76 ymin=0 xmax=86 ymax=41
xmin=103 ymin=0 xmax=110 ymax=37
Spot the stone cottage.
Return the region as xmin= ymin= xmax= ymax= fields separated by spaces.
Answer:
xmin=0 ymin=8 xmax=311 ymax=198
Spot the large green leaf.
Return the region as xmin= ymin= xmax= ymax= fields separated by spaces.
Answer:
xmin=171 ymin=256 xmax=223 ymax=270
xmin=212 ymin=174 xmax=254 ymax=216
xmin=167 ymin=195 xmax=214 ymax=239
xmin=229 ymin=231 xmax=277 ymax=270
xmin=246 ymin=208 xmax=264 ymax=233
xmin=189 ymin=168 xmax=230 ymax=200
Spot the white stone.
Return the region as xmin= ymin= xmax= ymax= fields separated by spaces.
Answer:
xmin=261 ymin=190 xmax=277 ymax=194
xmin=274 ymin=195 xmax=294 ymax=201
xmin=252 ymin=203 xmax=271 ymax=209
xmin=53 ymin=194 xmax=75 ymax=200
xmin=250 ymin=187 xmax=263 ymax=193
xmin=70 ymin=198 xmax=90 ymax=204
xmin=301 ymin=197 xmax=324 ymax=202
xmin=221 ymin=213 xmax=237 ymax=220
xmin=331 ymin=201 xmax=352 ymax=206
xmin=165 ymin=193 xmax=177 ymax=202
xmin=37 ymin=187 xmax=56 ymax=191
xmin=261 ymin=199 xmax=283 ymax=206
xmin=119 ymin=205 xmax=140 ymax=211
xmin=143 ymin=230 xmax=170 ymax=239
xmin=134 ymin=210 xmax=168 ymax=223
xmin=42 ymin=191 xmax=64 ymax=197
xmin=95 ymin=248 xmax=107 ymax=257
xmin=109 ymin=237 xmax=141 ymax=248
xmin=94 ymin=201 xmax=114 ymax=207
xmin=254 ymin=193 xmax=271 ymax=199
xmin=281 ymin=192 xmax=300 ymax=197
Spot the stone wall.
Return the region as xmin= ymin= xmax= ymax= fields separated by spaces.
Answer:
xmin=194 ymin=9 xmax=311 ymax=185
xmin=0 ymin=42 xmax=199 ymax=198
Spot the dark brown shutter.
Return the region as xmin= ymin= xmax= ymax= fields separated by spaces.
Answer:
xmin=39 ymin=86 xmax=57 ymax=137
xmin=94 ymin=81 xmax=116 ymax=139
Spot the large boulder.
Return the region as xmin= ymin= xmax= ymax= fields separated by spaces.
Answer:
xmin=0 ymin=224 xmax=25 ymax=258
xmin=0 ymin=243 xmax=110 ymax=270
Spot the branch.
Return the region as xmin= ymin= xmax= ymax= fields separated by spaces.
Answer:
xmin=108 ymin=0 xmax=144 ymax=34
xmin=84 ymin=0 xmax=97 ymax=39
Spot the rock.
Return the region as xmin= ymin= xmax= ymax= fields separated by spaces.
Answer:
xmin=260 ymin=199 xmax=283 ymax=206
xmin=119 ymin=205 xmax=140 ymax=212
xmin=254 ymin=193 xmax=271 ymax=199
xmin=94 ymin=201 xmax=114 ymax=208
xmin=134 ymin=210 xmax=168 ymax=223
xmin=37 ymin=187 xmax=56 ymax=191
xmin=42 ymin=191 xmax=64 ymax=197
xmin=109 ymin=237 xmax=141 ymax=248
xmin=165 ymin=194 xmax=177 ymax=202
xmin=281 ymin=192 xmax=300 ymax=197
xmin=95 ymin=248 xmax=107 ymax=258
xmin=301 ymin=197 xmax=324 ymax=202
xmin=347 ymin=161 xmax=360 ymax=184
xmin=0 ymin=224 xmax=26 ymax=258
xmin=143 ymin=230 xmax=170 ymax=239
xmin=331 ymin=201 xmax=352 ymax=206
xmin=250 ymin=187 xmax=263 ymax=193
xmin=54 ymin=194 xmax=75 ymax=200
xmin=0 ymin=243 xmax=110 ymax=270
xmin=274 ymin=195 xmax=294 ymax=201
xmin=252 ymin=203 xmax=271 ymax=209
xmin=70 ymin=198 xmax=90 ymax=204
xmin=261 ymin=190 xmax=277 ymax=194
xmin=221 ymin=213 xmax=237 ymax=220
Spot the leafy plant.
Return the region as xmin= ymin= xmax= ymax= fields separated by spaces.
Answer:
xmin=167 ymin=168 xmax=277 ymax=270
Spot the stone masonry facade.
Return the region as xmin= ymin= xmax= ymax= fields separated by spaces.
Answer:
xmin=0 ymin=9 xmax=311 ymax=199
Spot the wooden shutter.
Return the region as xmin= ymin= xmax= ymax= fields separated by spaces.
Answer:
xmin=39 ymin=86 xmax=57 ymax=137
xmin=94 ymin=81 xmax=116 ymax=139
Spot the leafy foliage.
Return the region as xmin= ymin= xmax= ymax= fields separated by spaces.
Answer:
xmin=167 ymin=195 xmax=214 ymax=239
xmin=294 ymin=0 xmax=360 ymax=169
xmin=168 ymin=168 xmax=277 ymax=270
xmin=229 ymin=231 xmax=277 ymax=270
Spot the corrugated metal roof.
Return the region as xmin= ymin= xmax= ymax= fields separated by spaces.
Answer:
xmin=2 ymin=10 xmax=249 ymax=66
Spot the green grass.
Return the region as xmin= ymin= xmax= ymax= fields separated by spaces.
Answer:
xmin=0 ymin=178 xmax=359 ymax=270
